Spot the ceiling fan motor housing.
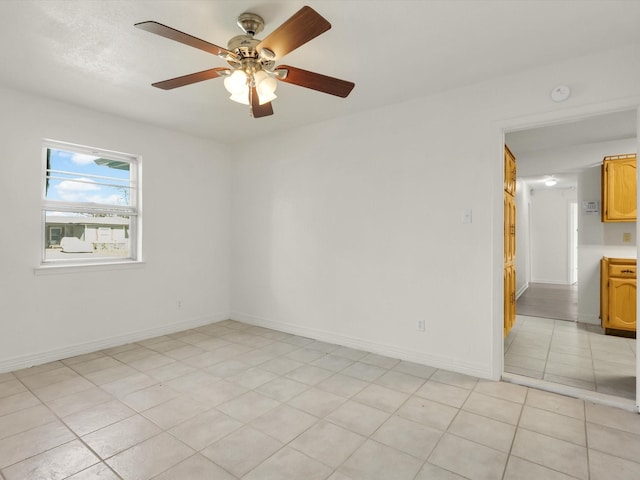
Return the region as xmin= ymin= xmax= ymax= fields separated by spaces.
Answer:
xmin=227 ymin=35 xmax=259 ymax=58
xmin=227 ymin=35 xmax=274 ymax=71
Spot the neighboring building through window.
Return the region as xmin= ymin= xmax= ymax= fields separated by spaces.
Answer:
xmin=42 ymin=140 xmax=141 ymax=265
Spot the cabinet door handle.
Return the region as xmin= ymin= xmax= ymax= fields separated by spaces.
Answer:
xmin=621 ymin=269 xmax=635 ymax=274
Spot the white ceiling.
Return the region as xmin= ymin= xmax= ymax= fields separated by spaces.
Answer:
xmin=1 ymin=1 xmax=640 ymax=144
xmin=507 ymin=110 xmax=638 ymax=156
xmin=507 ymin=109 xmax=637 ymax=191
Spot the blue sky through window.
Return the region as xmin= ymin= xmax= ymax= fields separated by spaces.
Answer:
xmin=46 ymin=149 xmax=131 ymax=206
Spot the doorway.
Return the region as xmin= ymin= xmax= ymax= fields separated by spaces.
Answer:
xmin=502 ymin=108 xmax=638 ymax=406
xmin=570 ymin=201 xmax=578 ymax=285
xmin=514 ymin=178 xmax=578 ymax=322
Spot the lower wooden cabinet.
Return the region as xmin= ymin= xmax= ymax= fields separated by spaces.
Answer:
xmin=600 ymin=257 xmax=637 ymax=335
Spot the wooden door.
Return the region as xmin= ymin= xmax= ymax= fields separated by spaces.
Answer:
xmin=504 ymin=266 xmax=511 ymax=336
xmin=503 ymin=264 xmax=516 ymax=335
xmin=503 ymin=145 xmax=517 ymax=337
xmin=510 ymin=264 xmax=516 ymax=330
xmin=506 ymin=195 xmax=516 ymax=263
xmin=504 ymin=147 xmax=517 ymax=196
xmin=504 ymin=195 xmax=509 ymax=264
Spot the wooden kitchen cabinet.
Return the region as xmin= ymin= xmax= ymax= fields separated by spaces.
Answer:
xmin=600 ymin=257 xmax=637 ymax=335
xmin=602 ymin=154 xmax=637 ymax=222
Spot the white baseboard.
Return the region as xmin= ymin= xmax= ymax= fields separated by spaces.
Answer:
xmin=231 ymin=311 xmax=492 ymax=380
xmin=577 ymin=313 xmax=601 ymax=325
xmin=516 ymin=282 xmax=529 ymax=299
xmin=503 ymin=372 xmax=637 ymax=413
xmin=530 ymin=279 xmax=572 ymax=285
xmin=0 ymin=312 xmax=230 ymax=374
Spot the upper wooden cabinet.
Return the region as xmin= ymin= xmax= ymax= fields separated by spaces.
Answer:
xmin=504 ymin=146 xmax=517 ymax=196
xmin=602 ymin=154 xmax=637 ymax=222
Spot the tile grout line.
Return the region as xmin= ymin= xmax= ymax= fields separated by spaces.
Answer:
xmin=2 ymin=320 xmax=638 ymax=479
xmin=583 ymin=397 xmax=592 ymax=480
xmin=0 ymin=373 xmax=125 ymax=480
xmin=499 ymin=386 xmax=529 ymax=480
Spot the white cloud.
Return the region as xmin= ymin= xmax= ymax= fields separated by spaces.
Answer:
xmin=56 ymin=178 xmax=99 ymax=192
xmin=54 ymin=179 xmax=124 ymax=204
xmin=85 ymin=193 xmax=124 ymax=204
xmin=71 ymin=153 xmax=100 ymax=165
xmin=55 ymin=178 xmax=98 ymax=202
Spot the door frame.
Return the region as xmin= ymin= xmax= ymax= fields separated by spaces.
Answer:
xmin=568 ymin=201 xmax=578 ymax=286
xmin=494 ymin=100 xmax=640 ymax=412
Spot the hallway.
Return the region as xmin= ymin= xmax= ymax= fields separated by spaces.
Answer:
xmin=516 ymin=283 xmax=577 ymax=322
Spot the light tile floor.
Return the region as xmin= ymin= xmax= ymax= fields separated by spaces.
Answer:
xmin=0 ymin=320 xmax=638 ymax=479
xmin=505 ymin=315 xmax=637 ymax=399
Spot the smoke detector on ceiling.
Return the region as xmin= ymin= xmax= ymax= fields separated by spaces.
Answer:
xmin=550 ymin=85 xmax=571 ymax=102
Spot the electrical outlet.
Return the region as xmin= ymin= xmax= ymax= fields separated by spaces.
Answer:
xmin=623 ymin=232 xmax=631 ymax=243
xmin=416 ymin=319 xmax=425 ymax=332
xmin=177 ymin=300 xmax=182 ymax=308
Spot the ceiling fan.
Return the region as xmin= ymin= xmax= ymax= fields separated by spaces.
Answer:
xmin=135 ymin=5 xmax=355 ymax=118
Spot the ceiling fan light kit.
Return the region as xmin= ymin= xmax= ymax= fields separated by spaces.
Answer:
xmin=135 ymin=6 xmax=355 ymax=118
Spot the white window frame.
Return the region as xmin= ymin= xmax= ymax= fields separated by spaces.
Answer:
xmin=40 ymin=139 xmax=142 ymax=269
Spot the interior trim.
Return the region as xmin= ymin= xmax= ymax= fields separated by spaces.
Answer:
xmin=0 ymin=312 xmax=230 ymax=374
xmin=503 ymin=372 xmax=638 ymax=413
xmin=232 ymin=311 xmax=492 ymax=380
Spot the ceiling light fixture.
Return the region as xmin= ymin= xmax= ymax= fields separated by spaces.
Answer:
xmin=544 ymin=177 xmax=558 ymax=187
xmin=135 ymin=7 xmax=355 ymax=119
xmin=223 ymin=68 xmax=277 ymax=106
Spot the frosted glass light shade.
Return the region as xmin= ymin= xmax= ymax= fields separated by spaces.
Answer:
xmin=257 ymin=90 xmax=277 ymax=105
xmin=254 ymin=70 xmax=277 ymax=105
xmin=229 ymin=89 xmax=249 ymax=105
xmin=224 ymin=70 xmax=247 ymax=94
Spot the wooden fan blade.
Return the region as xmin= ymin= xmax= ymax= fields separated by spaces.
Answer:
xmin=256 ymin=6 xmax=331 ymax=59
xmin=152 ymin=67 xmax=229 ymax=90
xmin=275 ymin=65 xmax=355 ymax=98
xmin=135 ymin=21 xmax=233 ymax=58
xmin=250 ymin=86 xmax=274 ymax=118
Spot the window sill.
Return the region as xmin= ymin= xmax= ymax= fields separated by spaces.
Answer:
xmin=34 ymin=260 xmax=145 ymax=275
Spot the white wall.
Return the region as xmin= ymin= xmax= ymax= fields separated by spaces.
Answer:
xmin=529 ymin=188 xmax=577 ymax=284
xmin=2 ymin=44 xmax=639 ymax=382
xmin=514 ymin=181 xmax=531 ymax=295
xmin=231 ymin=44 xmax=640 ymax=380
xmin=577 ymin=150 xmax=637 ymax=324
xmin=0 ymin=86 xmax=232 ymax=371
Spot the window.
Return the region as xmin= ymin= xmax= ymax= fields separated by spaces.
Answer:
xmin=41 ymin=139 xmax=141 ymax=266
